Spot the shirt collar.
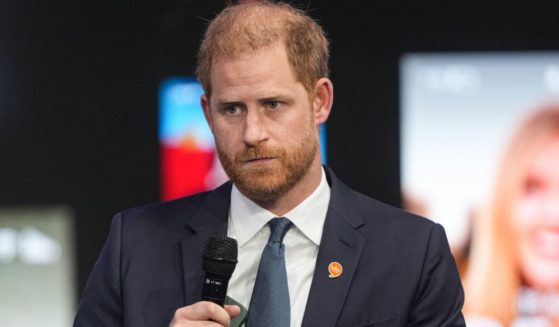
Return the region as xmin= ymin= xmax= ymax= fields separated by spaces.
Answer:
xmin=229 ymin=168 xmax=331 ymax=247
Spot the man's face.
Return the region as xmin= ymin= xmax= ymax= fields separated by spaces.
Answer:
xmin=202 ymin=43 xmax=321 ymax=203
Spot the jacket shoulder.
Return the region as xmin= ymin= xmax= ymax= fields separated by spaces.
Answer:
xmin=116 ymin=182 xmax=231 ymax=232
xmin=350 ymin=188 xmax=437 ymax=231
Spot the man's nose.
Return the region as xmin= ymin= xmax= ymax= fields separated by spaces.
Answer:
xmin=242 ymin=109 xmax=268 ymax=146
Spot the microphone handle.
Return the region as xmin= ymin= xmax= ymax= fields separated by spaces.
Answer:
xmin=201 ymin=272 xmax=230 ymax=306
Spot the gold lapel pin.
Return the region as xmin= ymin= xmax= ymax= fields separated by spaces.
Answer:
xmin=328 ymin=261 xmax=343 ymax=278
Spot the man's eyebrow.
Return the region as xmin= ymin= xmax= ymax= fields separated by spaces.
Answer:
xmin=215 ymin=99 xmax=244 ymax=107
xmin=259 ymin=95 xmax=294 ymax=103
xmin=215 ymin=95 xmax=294 ymax=106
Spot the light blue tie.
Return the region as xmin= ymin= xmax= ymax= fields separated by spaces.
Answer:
xmin=246 ymin=217 xmax=293 ymax=327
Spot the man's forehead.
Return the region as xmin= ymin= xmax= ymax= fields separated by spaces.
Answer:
xmin=207 ymin=43 xmax=307 ymax=98
xmin=212 ymin=41 xmax=287 ymax=66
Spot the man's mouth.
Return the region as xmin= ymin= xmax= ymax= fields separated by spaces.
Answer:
xmin=243 ymin=157 xmax=275 ymax=164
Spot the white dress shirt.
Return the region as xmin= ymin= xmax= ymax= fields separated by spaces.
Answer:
xmin=227 ymin=168 xmax=331 ymax=327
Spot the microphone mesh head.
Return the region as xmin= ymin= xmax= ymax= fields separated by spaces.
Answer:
xmin=202 ymin=235 xmax=238 ymax=277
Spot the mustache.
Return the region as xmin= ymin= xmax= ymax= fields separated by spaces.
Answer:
xmin=235 ymin=146 xmax=284 ymax=162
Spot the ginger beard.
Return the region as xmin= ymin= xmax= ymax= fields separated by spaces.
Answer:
xmin=216 ymin=118 xmax=318 ymax=203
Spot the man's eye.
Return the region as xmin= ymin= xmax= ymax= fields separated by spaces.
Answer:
xmin=267 ymin=101 xmax=280 ymax=109
xmin=225 ymin=105 xmax=242 ymax=114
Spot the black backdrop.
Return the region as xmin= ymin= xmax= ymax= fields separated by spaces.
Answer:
xmin=2 ymin=0 xmax=559 ymax=297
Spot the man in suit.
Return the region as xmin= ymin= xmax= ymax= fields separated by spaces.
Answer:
xmin=74 ymin=1 xmax=465 ymax=326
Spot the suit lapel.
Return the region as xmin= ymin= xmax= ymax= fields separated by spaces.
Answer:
xmin=180 ymin=183 xmax=231 ymax=305
xmin=301 ymin=169 xmax=366 ymax=327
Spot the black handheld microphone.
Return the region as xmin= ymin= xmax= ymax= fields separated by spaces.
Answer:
xmin=201 ymin=235 xmax=238 ymax=306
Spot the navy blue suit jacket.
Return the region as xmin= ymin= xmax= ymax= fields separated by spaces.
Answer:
xmin=74 ymin=168 xmax=465 ymax=326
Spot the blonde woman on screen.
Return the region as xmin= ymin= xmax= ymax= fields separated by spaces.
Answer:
xmin=464 ymin=105 xmax=559 ymax=327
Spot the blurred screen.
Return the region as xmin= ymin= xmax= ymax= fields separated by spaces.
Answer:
xmin=159 ymin=78 xmax=327 ymax=201
xmin=0 ymin=207 xmax=75 ymax=327
xmin=401 ymin=52 xmax=559 ymax=325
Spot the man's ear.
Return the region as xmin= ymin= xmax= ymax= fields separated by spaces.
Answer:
xmin=201 ymin=94 xmax=215 ymax=134
xmin=312 ymin=78 xmax=333 ymax=125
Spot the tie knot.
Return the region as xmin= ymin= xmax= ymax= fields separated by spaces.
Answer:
xmin=267 ymin=217 xmax=293 ymax=243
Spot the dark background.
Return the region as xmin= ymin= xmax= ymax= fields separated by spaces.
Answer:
xmin=2 ymin=0 xmax=559 ymax=297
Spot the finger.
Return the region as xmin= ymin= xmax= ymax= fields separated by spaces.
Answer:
xmin=224 ymin=305 xmax=241 ymax=319
xmin=171 ymin=322 xmax=223 ymax=327
xmin=171 ymin=321 xmax=224 ymax=327
xmin=171 ymin=301 xmax=230 ymax=326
